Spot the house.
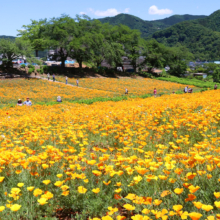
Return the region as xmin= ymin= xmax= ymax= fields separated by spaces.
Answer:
xmin=193 ymin=73 xmax=207 ymax=78
xmin=101 ymin=56 xmax=146 ymax=72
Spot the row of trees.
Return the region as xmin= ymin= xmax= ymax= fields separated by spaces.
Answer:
xmin=0 ymin=15 xmax=195 ymax=75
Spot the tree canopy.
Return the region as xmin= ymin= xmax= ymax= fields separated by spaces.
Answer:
xmin=14 ymin=14 xmax=202 ymax=76
xmin=0 ymin=38 xmax=33 ymax=67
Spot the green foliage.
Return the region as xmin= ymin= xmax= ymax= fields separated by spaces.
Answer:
xmin=0 ymin=35 xmax=16 ymax=41
xmin=205 ymin=75 xmax=213 ymax=82
xmin=197 ymin=67 xmax=205 ymax=73
xmin=159 ymin=75 xmax=220 ymax=88
xmin=213 ymin=67 xmax=220 ymax=82
xmin=28 ymin=64 xmax=34 ymax=68
xmin=20 ymin=64 xmax=26 ymax=68
xmin=43 ymin=65 xmax=50 ymax=73
xmin=141 ymin=39 xmax=167 ymax=72
xmin=195 ymin=76 xmax=203 ymax=80
xmin=0 ymin=38 xmax=33 ymax=68
xmin=28 ymin=68 xmax=34 ymax=74
xmin=152 ymin=10 xmax=220 ymax=60
xmin=168 ymin=60 xmax=187 ymax=76
xmin=98 ymin=13 xmax=206 ymax=38
xmin=204 ymin=63 xmax=218 ymax=74
xmin=161 ymin=69 xmax=169 ymax=77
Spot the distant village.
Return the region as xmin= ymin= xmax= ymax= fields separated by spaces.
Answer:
xmin=0 ymin=48 xmax=220 ymax=76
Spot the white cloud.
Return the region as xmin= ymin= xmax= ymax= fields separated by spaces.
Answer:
xmin=149 ymin=5 xmax=173 ymax=15
xmin=124 ymin=8 xmax=130 ymax=13
xmin=80 ymin=12 xmax=86 ymax=15
xmin=90 ymin=8 xmax=120 ymax=17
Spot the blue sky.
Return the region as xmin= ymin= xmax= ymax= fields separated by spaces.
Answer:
xmin=0 ymin=0 xmax=219 ymax=36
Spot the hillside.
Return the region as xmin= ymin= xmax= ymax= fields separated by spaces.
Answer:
xmin=196 ymin=10 xmax=220 ymax=32
xmin=152 ymin=10 xmax=220 ymax=60
xmin=0 ymin=35 xmax=16 ymax=40
xmin=98 ymin=14 xmax=206 ymax=38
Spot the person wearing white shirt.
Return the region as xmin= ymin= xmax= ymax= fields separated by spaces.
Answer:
xmin=184 ymin=86 xmax=188 ymax=93
xmin=23 ymin=97 xmax=32 ymax=106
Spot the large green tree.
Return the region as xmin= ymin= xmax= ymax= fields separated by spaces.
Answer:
xmin=213 ymin=67 xmax=220 ymax=82
xmin=166 ymin=46 xmax=194 ymax=76
xmin=18 ymin=19 xmax=47 ymax=57
xmin=44 ymin=15 xmax=77 ymax=68
xmin=0 ymin=38 xmax=33 ymax=68
xmin=141 ymin=39 xmax=167 ymax=73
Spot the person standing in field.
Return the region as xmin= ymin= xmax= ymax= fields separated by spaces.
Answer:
xmin=154 ymin=88 xmax=157 ymax=97
xmin=184 ymin=86 xmax=188 ymax=93
xmin=47 ymin=73 xmax=50 ymax=80
xmin=65 ymin=76 xmax=68 ymax=85
xmin=214 ymin=84 xmax=218 ymax=90
xmin=125 ymin=88 xmax=128 ymax=95
xmin=53 ymin=74 xmax=55 ymax=82
xmin=76 ymin=79 xmax=79 ymax=87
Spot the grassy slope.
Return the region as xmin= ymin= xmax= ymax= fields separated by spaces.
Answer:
xmin=158 ymin=76 xmax=220 ymax=89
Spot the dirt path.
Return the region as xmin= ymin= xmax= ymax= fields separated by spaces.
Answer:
xmin=40 ymin=77 xmax=119 ymax=94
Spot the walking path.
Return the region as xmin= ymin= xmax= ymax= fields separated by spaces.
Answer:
xmin=40 ymin=77 xmax=119 ymax=94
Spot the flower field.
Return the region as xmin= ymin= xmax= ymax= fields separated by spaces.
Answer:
xmin=0 ymin=79 xmax=115 ymax=107
xmin=0 ymin=88 xmax=220 ymax=219
xmin=55 ymin=77 xmax=198 ymax=96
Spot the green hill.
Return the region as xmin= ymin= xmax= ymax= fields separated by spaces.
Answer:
xmin=152 ymin=10 xmax=220 ymax=60
xmin=0 ymin=35 xmax=16 ymax=40
xmin=98 ymin=14 xmax=206 ymax=38
xmin=196 ymin=10 xmax=220 ymax=32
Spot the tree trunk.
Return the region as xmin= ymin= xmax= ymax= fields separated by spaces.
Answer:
xmin=79 ymin=61 xmax=83 ymax=69
xmin=96 ymin=62 xmax=101 ymax=68
xmin=61 ymin=60 xmax=65 ymax=69
xmin=133 ymin=64 xmax=137 ymax=73
xmin=36 ymin=50 xmax=39 ymax=57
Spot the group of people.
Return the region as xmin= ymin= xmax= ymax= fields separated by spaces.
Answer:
xmin=47 ymin=73 xmax=79 ymax=86
xmin=184 ymin=86 xmax=193 ymax=93
xmin=17 ymin=97 xmax=32 ymax=106
xmin=47 ymin=73 xmax=56 ymax=82
xmin=125 ymin=88 xmax=158 ymax=97
xmin=184 ymin=84 xmax=218 ymax=93
xmin=17 ymin=79 xmax=218 ymax=106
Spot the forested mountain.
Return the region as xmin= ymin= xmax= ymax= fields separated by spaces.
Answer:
xmin=98 ymin=14 xmax=206 ymax=38
xmin=196 ymin=10 xmax=220 ymax=32
xmin=0 ymin=35 xmax=16 ymax=40
xmin=152 ymin=10 xmax=220 ymax=60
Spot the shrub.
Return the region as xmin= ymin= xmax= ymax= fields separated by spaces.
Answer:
xmin=106 ymin=68 xmax=115 ymax=75
xmin=20 ymin=64 xmax=26 ymax=68
xmin=195 ymin=76 xmax=203 ymax=80
xmin=161 ymin=69 xmax=168 ymax=77
xmin=142 ymin=72 xmax=153 ymax=78
xmin=98 ymin=67 xmax=106 ymax=75
xmin=91 ymin=67 xmax=99 ymax=73
xmin=28 ymin=68 xmax=34 ymax=74
xmin=43 ymin=65 xmax=50 ymax=73
xmin=187 ymin=74 xmax=194 ymax=79
xmin=197 ymin=67 xmax=205 ymax=73
xmin=213 ymin=67 xmax=220 ymax=82
xmin=28 ymin=64 xmax=34 ymax=69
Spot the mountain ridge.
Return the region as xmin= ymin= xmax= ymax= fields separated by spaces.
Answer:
xmin=152 ymin=10 xmax=220 ymax=60
xmin=98 ymin=13 xmax=207 ymax=38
